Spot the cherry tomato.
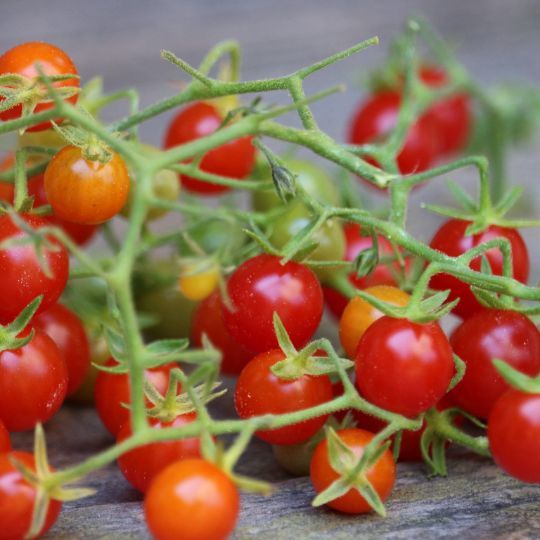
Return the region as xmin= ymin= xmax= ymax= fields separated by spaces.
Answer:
xmin=190 ymin=290 xmax=252 ymax=375
xmin=488 ymin=389 xmax=540 ymax=483
xmin=339 ymin=285 xmax=410 ymax=359
xmin=0 ymin=328 xmax=67 ymax=431
xmin=0 ymin=157 xmax=97 ymax=246
xmin=310 ymin=428 xmax=396 ymax=514
xmin=429 ymin=219 xmax=529 ymax=319
xmin=234 ymin=349 xmax=333 ymax=445
xmin=252 ymin=156 xmax=341 ymax=212
xmin=0 ymin=213 xmax=69 ymax=323
xmin=0 ymin=451 xmax=62 ymax=539
xmin=269 ymin=201 xmax=346 ymax=282
xmin=348 ymin=91 xmax=438 ymax=179
xmin=324 ymin=223 xmax=407 ymax=319
xmin=178 ymin=261 xmax=220 ymax=301
xmin=94 ymin=359 xmax=175 ymax=436
xmin=355 ymin=317 xmax=454 ymax=417
xmin=0 ymin=42 xmax=79 ymax=131
xmin=164 ymin=101 xmax=256 ymax=195
xmin=419 ymin=65 xmax=471 ymax=156
xmin=145 ymin=459 xmax=239 ymax=540
xmin=44 ymin=145 xmax=130 ymax=225
xmin=223 ymin=254 xmax=323 ymax=354
xmin=33 ymin=303 xmax=90 ymax=396
xmin=449 ymin=309 xmax=540 ymax=419
xmin=0 ymin=420 xmax=10 ymax=452
xmin=117 ymin=413 xmax=201 ymax=493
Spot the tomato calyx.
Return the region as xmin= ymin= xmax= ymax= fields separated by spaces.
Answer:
xmin=12 ymin=424 xmax=94 ymax=538
xmin=0 ymin=295 xmax=43 ymax=351
xmin=492 ymin=359 xmax=540 ymax=394
xmin=270 ymin=313 xmax=353 ymax=380
xmin=312 ymin=426 xmax=391 ymax=516
xmin=50 ymin=122 xmax=115 ymax=163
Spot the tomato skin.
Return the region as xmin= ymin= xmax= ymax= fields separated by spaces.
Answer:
xmin=348 ymin=91 xmax=437 ymax=178
xmin=33 ymin=303 xmax=90 ymax=396
xmin=355 ymin=317 xmax=455 ymax=418
xmin=164 ymin=102 xmax=256 ymax=195
xmin=145 ymin=458 xmax=239 ymax=540
xmin=429 ymin=219 xmax=529 ymax=319
xmin=488 ymin=389 xmax=540 ymax=483
xmin=0 ymin=213 xmax=69 ymax=322
xmin=0 ymin=451 xmax=62 ymax=539
xmin=0 ymin=328 xmax=67 ymax=432
xmin=223 ymin=254 xmax=323 ymax=354
xmin=339 ymin=285 xmax=410 ymax=359
xmin=419 ymin=66 xmax=471 ymax=156
xmin=191 ymin=291 xmax=252 ymax=375
xmin=44 ymin=145 xmax=130 ymax=225
xmin=94 ymin=360 xmax=174 ymax=436
xmin=0 ymin=42 xmax=79 ymax=131
xmin=117 ymin=413 xmax=201 ymax=493
xmin=0 ymin=420 xmax=10 ymax=452
xmin=235 ymin=349 xmax=333 ymax=445
xmin=449 ymin=309 xmax=540 ymax=419
xmin=310 ymin=428 xmax=396 ymax=514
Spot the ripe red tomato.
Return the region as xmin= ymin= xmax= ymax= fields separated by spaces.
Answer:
xmin=310 ymin=428 xmax=396 ymax=514
xmin=190 ymin=290 xmax=252 ymax=375
xmin=117 ymin=413 xmax=201 ymax=493
xmin=94 ymin=360 xmax=175 ymax=436
xmin=234 ymin=349 xmax=333 ymax=445
xmin=324 ymin=223 xmax=407 ymax=319
xmin=0 ymin=213 xmax=69 ymax=323
xmin=0 ymin=451 xmax=62 ymax=539
xmin=0 ymin=42 xmax=79 ymax=131
xmin=449 ymin=309 xmax=540 ymax=419
xmin=34 ymin=303 xmax=91 ymax=396
xmin=488 ymin=389 xmax=540 ymax=483
xmin=419 ymin=65 xmax=471 ymax=156
xmin=163 ymin=101 xmax=256 ymax=195
xmin=429 ymin=219 xmax=529 ymax=319
xmin=0 ymin=420 xmax=10 ymax=452
xmin=0 ymin=328 xmax=67 ymax=432
xmin=44 ymin=145 xmax=130 ymax=225
xmin=348 ymin=91 xmax=438 ymax=178
xmin=355 ymin=317 xmax=454 ymax=417
xmin=223 ymin=254 xmax=323 ymax=354
xmin=145 ymin=459 xmax=239 ymax=540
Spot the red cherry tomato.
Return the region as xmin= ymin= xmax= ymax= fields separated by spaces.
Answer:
xmin=355 ymin=317 xmax=455 ymax=417
xmin=419 ymin=65 xmax=471 ymax=156
xmin=488 ymin=389 xmax=540 ymax=483
xmin=117 ymin=413 xmax=201 ymax=493
xmin=190 ymin=290 xmax=252 ymax=375
xmin=0 ymin=451 xmax=62 ymax=539
xmin=429 ymin=219 xmax=529 ymax=319
xmin=0 ymin=213 xmax=69 ymax=323
xmin=449 ymin=309 xmax=540 ymax=419
xmin=0 ymin=420 xmax=10 ymax=452
xmin=0 ymin=42 xmax=79 ymax=131
xmin=234 ymin=349 xmax=333 ymax=445
xmin=348 ymin=91 xmax=438 ymax=179
xmin=0 ymin=328 xmax=67 ymax=432
xmin=94 ymin=360 xmax=175 ymax=436
xmin=34 ymin=303 xmax=91 ymax=395
xmin=163 ymin=102 xmax=256 ymax=195
xmin=324 ymin=224 xmax=407 ymax=319
xmin=145 ymin=459 xmax=239 ymax=540
xmin=44 ymin=145 xmax=130 ymax=225
xmin=223 ymin=254 xmax=323 ymax=354
xmin=310 ymin=428 xmax=396 ymax=514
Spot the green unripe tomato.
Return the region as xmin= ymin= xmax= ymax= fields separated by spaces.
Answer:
xmin=179 ymin=218 xmax=246 ymax=256
xmin=272 ymin=430 xmax=324 ymax=476
xmin=269 ymin=201 xmax=346 ymax=282
xmin=252 ymin=157 xmax=341 ymax=212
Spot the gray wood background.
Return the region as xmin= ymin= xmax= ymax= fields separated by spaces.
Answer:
xmin=4 ymin=0 xmax=540 ymax=538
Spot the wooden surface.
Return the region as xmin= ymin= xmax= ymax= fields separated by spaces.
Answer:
xmin=5 ymin=0 xmax=540 ymax=538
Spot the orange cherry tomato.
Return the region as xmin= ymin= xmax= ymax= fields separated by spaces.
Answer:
xmin=44 ymin=145 xmax=130 ymax=225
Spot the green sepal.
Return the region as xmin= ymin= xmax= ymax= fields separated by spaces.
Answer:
xmin=448 ymin=354 xmax=466 ymax=391
xmin=492 ymin=358 xmax=540 ymax=394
